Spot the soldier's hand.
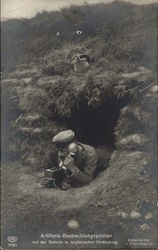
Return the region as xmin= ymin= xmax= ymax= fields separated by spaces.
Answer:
xmin=64 ymin=155 xmax=76 ymax=173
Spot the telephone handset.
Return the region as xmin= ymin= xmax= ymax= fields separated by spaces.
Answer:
xmin=59 ymin=142 xmax=79 ymax=170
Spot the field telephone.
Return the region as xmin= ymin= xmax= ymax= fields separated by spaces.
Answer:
xmin=39 ymin=143 xmax=79 ymax=189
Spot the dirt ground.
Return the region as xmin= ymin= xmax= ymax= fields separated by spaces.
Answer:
xmin=1 ymin=147 xmax=157 ymax=249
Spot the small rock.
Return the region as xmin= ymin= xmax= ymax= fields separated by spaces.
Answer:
xmin=117 ymin=211 xmax=122 ymax=216
xmin=130 ymin=210 xmax=141 ymax=219
xmin=136 ymin=200 xmax=141 ymax=207
xmin=140 ymin=223 xmax=150 ymax=231
xmin=121 ymin=211 xmax=129 ymax=219
xmin=145 ymin=212 xmax=153 ymax=220
xmin=67 ymin=220 xmax=80 ymax=230
xmin=151 ymin=85 xmax=158 ymax=93
xmin=142 ymin=160 xmax=148 ymax=166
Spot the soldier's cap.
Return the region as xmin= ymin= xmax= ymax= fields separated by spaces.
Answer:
xmin=52 ymin=130 xmax=75 ymax=144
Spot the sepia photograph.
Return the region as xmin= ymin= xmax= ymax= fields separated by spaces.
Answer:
xmin=1 ymin=0 xmax=158 ymax=249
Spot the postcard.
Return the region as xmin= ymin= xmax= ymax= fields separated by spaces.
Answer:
xmin=1 ymin=0 xmax=157 ymax=249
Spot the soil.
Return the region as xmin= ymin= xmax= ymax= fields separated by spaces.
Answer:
xmin=1 ymin=147 xmax=157 ymax=249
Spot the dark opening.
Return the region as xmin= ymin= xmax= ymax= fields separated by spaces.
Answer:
xmin=67 ymin=96 xmax=130 ymax=149
xmin=55 ymin=95 xmax=131 ymax=176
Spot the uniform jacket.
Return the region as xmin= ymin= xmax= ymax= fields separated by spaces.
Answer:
xmin=69 ymin=142 xmax=97 ymax=185
xmin=49 ymin=142 xmax=97 ymax=186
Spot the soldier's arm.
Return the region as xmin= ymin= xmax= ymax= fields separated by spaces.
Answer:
xmin=71 ymin=151 xmax=97 ymax=185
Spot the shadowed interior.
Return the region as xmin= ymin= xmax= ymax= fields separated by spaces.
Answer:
xmin=68 ymin=96 xmax=130 ymax=149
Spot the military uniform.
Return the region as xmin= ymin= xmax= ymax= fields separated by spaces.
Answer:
xmin=52 ymin=130 xmax=97 ymax=189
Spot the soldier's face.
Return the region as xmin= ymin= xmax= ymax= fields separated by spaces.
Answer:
xmin=57 ymin=144 xmax=69 ymax=160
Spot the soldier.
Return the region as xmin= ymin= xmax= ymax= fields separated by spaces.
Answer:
xmin=40 ymin=130 xmax=97 ymax=190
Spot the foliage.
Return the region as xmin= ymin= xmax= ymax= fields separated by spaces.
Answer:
xmin=1 ymin=1 xmax=157 ymax=166
xmin=1 ymin=1 xmax=157 ymax=73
